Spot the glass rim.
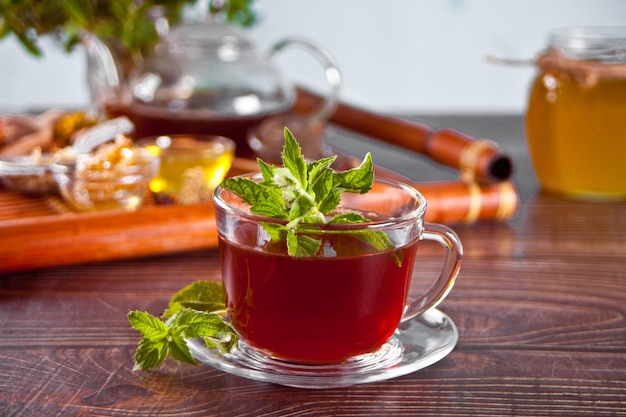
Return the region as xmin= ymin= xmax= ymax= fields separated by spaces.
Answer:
xmin=136 ymin=134 xmax=236 ymax=153
xmin=549 ymin=26 xmax=626 ymax=62
xmin=213 ymin=173 xmax=427 ymax=231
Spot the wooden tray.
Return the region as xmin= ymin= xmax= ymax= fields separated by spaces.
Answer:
xmin=0 ymin=158 xmax=258 ymax=273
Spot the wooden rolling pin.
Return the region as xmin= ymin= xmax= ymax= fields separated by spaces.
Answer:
xmin=369 ymin=159 xmax=519 ymax=224
xmin=294 ymin=86 xmax=514 ymax=184
xmin=320 ymin=149 xmax=518 ymax=224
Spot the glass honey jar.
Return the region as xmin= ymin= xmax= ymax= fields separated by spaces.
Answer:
xmin=525 ymin=27 xmax=626 ymax=199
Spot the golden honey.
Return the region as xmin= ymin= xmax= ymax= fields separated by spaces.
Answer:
xmin=139 ymin=135 xmax=235 ymax=205
xmin=525 ymin=27 xmax=626 ymax=199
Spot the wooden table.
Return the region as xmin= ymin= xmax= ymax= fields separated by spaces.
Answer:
xmin=1 ymin=115 xmax=625 ymax=416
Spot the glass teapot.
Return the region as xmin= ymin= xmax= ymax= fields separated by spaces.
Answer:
xmin=83 ymin=11 xmax=340 ymax=156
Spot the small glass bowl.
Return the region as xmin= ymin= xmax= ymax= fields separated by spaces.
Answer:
xmin=0 ymin=155 xmax=57 ymax=195
xmin=0 ymin=150 xmax=79 ymax=195
xmin=137 ymin=134 xmax=235 ymax=205
xmin=50 ymin=150 xmax=159 ymax=212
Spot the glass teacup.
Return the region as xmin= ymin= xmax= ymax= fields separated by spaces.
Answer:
xmin=213 ymin=174 xmax=462 ymax=364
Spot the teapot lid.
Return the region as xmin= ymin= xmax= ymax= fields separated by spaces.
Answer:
xmin=166 ymin=20 xmax=255 ymax=53
xmin=129 ymin=20 xmax=295 ymax=118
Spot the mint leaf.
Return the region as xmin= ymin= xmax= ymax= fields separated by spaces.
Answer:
xmin=258 ymin=158 xmax=275 ymax=182
xmin=221 ymin=177 xmax=268 ymax=206
xmin=287 ymin=194 xmax=317 ymax=224
xmin=128 ymin=282 xmax=240 ymax=371
xmin=312 ymin=169 xmax=341 ymax=214
xmin=168 ymin=333 xmax=197 ymax=366
xmin=129 ymin=311 xmax=171 ymax=370
xmin=327 ymin=212 xmax=370 ymax=225
xmin=223 ymin=177 xmax=287 ymax=219
xmin=287 ymin=230 xmax=322 ymax=257
xmin=354 ymin=230 xmax=402 ymax=266
xmin=129 ymin=310 xmax=169 ymax=339
xmin=328 ymin=211 xmax=391 ymax=252
xmin=335 ymin=152 xmax=374 ymax=194
xmin=261 ymin=222 xmax=288 ymax=242
xmin=162 ymin=280 xmax=226 ymax=318
xmin=174 ymin=309 xmax=233 ymax=338
xmin=132 ymin=336 xmax=168 ymax=371
xmin=173 ymin=309 xmax=240 ymax=354
xmin=328 ymin=212 xmax=402 ymax=266
xmin=205 ymin=331 xmax=239 ymax=354
xmin=249 ymin=199 xmax=288 ymax=218
xmin=307 ymin=155 xmax=337 ymax=187
xmin=281 ymin=127 xmax=308 ymax=188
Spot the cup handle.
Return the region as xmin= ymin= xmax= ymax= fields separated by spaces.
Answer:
xmin=268 ymin=37 xmax=341 ymax=121
xmin=401 ymin=222 xmax=463 ymax=322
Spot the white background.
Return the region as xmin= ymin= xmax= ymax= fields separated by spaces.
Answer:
xmin=0 ymin=0 xmax=624 ymax=113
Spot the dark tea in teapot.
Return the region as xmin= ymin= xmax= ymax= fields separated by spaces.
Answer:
xmin=105 ymin=99 xmax=289 ymax=157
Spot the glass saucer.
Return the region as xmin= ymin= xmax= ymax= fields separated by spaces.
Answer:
xmin=187 ymin=308 xmax=458 ymax=389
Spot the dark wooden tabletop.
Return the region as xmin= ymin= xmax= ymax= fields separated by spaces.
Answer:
xmin=2 ymin=115 xmax=625 ymax=416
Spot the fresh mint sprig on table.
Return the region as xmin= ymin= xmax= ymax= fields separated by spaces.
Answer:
xmin=222 ymin=127 xmax=397 ymax=258
xmin=129 ymin=129 xmax=401 ymax=370
xmin=128 ymin=281 xmax=238 ymax=371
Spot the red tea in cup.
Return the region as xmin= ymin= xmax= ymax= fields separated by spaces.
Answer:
xmin=214 ymin=174 xmax=462 ymax=364
xmin=220 ymin=233 xmax=419 ymax=363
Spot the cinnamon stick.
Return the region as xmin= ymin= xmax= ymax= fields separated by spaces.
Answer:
xmin=370 ymin=161 xmax=519 ymax=224
xmin=339 ymin=164 xmax=518 ymax=224
xmin=416 ymin=180 xmax=518 ymax=224
xmin=294 ymin=86 xmax=513 ymax=184
xmin=315 ymin=151 xmax=520 ymax=224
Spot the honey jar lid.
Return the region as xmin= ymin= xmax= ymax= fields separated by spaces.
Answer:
xmin=549 ymin=26 xmax=626 ymax=63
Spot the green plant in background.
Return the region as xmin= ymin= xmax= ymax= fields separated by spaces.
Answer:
xmin=0 ymin=0 xmax=255 ymax=60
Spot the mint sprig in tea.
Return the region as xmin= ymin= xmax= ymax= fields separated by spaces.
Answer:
xmin=221 ymin=127 xmax=400 ymax=262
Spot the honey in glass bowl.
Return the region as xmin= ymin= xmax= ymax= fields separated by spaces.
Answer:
xmin=138 ymin=135 xmax=235 ymax=205
xmin=525 ymin=27 xmax=626 ymax=200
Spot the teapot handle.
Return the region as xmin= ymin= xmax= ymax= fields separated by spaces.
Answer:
xmin=268 ymin=37 xmax=341 ymax=121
